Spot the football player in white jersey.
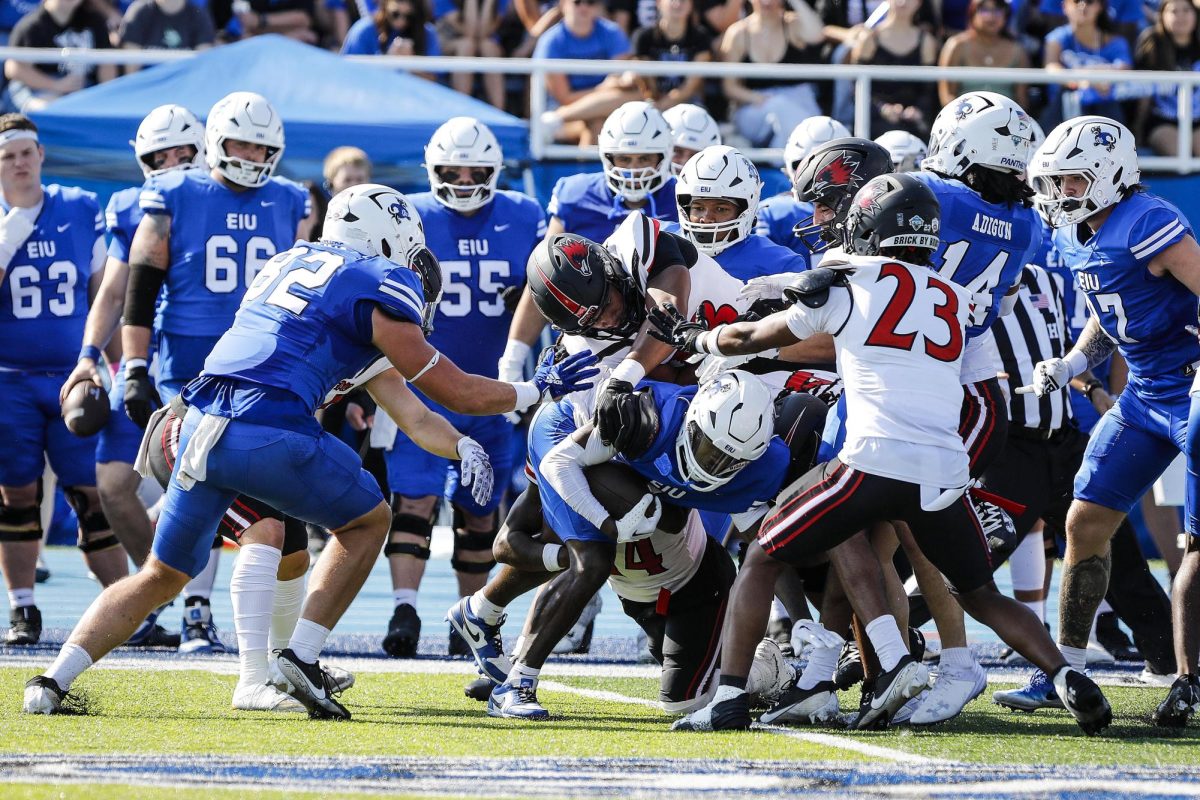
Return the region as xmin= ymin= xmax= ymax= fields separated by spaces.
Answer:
xmin=655 ymin=173 xmax=1113 ymax=735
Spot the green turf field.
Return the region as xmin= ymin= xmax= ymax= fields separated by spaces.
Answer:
xmin=1 ymin=667 xmax=1197 ymax=767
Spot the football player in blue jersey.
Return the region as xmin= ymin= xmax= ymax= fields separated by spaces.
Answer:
xmin=58 ymin=104 xmax=207 ymax=649
xmin=754 ymin=117 xmax=850 ymax=258
xmin=23 ymin=185 xmax=599 ymax=718
xmin=673 ymin=145 xmax=809 ymax=282
xmin=118 ymin=91 xmax=311 ymax=655
xmin=0 ymin=114 xmax=131 ymax=647
xmin=1022 ymin=116 xmax=1200 ymax=728
xmin=379 ymin=117 xmax=548 ymax=659
xmin=662 ymin=104 xmax=722 ymax=176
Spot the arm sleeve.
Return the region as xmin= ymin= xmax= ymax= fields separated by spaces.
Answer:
xmin=541 ymin=434 xmax=618 ymax=530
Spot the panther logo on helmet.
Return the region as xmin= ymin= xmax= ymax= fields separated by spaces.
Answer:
xmin=812 ymin=154 xmax=861 ymax=196
xmin=560 ymin=239 xmax=592 ymax=276
xmin=388 ymin=200 xmax=411 ymax=223
xmin=954 ymin=98 xmax=975 ymax=120
xmin=1092 ymin=126 xmax=1117 ymax=152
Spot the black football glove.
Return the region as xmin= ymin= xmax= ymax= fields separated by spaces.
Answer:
xmin=124 ymin=365 xmax=162 ymax=429
xmin=647 ymin=302 xmax=709 ymax=355
xmin=594 ymin=378 xmax=638 ymax=449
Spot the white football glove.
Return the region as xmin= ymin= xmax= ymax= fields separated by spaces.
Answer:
xmin=614 ymin=493 xmax=662 ymax=543
xmin=791 ymin=619 xmax=845 ymax=651
xmin=739 ymin=272 xmax=807 ymax=304
xmin=1021 ymin=357 xmax=1075 ymax=397
xmin=456 ymin=436 xmax=494 ymax=507
xmin=0 ymin=206 xmax=36 ymax=270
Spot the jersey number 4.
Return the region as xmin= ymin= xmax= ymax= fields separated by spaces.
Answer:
xmin=864 ymin=263 xmax=964 ymax=362
xmin=613 ymin=540 xmax=667 ymax=576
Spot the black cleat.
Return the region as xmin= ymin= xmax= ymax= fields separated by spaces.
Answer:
xmin=448 ymin=625 xmax=472 ymax=658
xmin=22 ymin=675 xmax=88 ymax=715
xmin=126 ymin=623 xmax=181 ymax=648
xmin=1053 ymin=667 xmax=1113 ymax=736
xmin=853 ymin=656 xmax=930 ymax=730
xmin=382 ymin=604 xmax=421 ymax=658
xmin=1152 ymin=674 xmax=1200 ymax=728
xmin=465 ymin=676 xmax=493 ymax=702
xmin=6 ymin=606 xmax=42 ymax=645
xmin=834 ymin=639 xmax=864 ymax=690
xmin=759 ymin=680 xmax=840 ymax=725
xmin=908 ymin=627 xmax=926 ymax=662
xmin=268 ymin=648 xmax=351 ymax=720
xmin=672 ymin=689 xmax=752 ymax=731
xmin=1095 ymin=612 xmax=1141 ymax=662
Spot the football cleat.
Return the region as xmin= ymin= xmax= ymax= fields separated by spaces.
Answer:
xmin=382 ymin=603 xmax=421 ymax=658
xmin=993 ymin=669 xmax=1064 ymax=712
xmin=6 ymin=606 xmax=42 ymax=645
xmin=834 ymin=639 xmax=864 ymax=690
xmin=446 ymin=597 xmax=512 ymax=685
xmin=759 ymin=680 xmax=840 ymax=725
xmin=552 ymin=593 xmax=601 ymax=655
xmin=465 ymin=676 xmax=493 ymax=701
xmin=1152 ymin=674 xmax=1200 ymax=728
xmin=1053 ymin=667 xmax=1112 ymax=735
xmin=126 ymin=605 xmax=180 ymax=648
xmin=910 ymin=662 xmax=988 ymax=725
xmin=448 ymin=626 xmax=471 ymax=658
xmin=34 ymin=556 xmax=50 ymax=584
xmin=1139 ymin=666 xmax=1178 ymax=687
xmin=748 ymin=638 xmax=792 ymax=705
xmin=891 ymin=695 xmax=921 ymax=725
xmin=233 ymin=682 xmax=307 ymax=713
xmin=179 ymin=598 xmax=225 ymax=654
xmin=269 ymin=648 xmax=351 ymax=720
xmin=853 ymin=656 xmax=929 ymax=730
xmin=22 ymin=676 xmax=65 ymax=714
xmin=324 ymin=663 xmax=355 ymax=695
xmin=488 ymin=678 xmax=550 ymax=720
xmin=1094 ymin=611 xmax=1140 ymax=662
xmin=671 ymin=686 xmax=752 ymax=732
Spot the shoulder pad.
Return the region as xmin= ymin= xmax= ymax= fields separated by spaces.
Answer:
xmin=782 ymin=268 xmax=848 ymax=308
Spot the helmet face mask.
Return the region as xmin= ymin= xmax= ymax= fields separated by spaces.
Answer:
xmin=527 ymin=235 xmax=646 ymax=339
xmin=791 ymin=138 xmax=895 ymax=254
xmin=676 ymin=145 xmax=762 ymax=256
xmin=674 ymin=371 xmax=775 ymax=492
xmin=1029 ymin=116 xmax=1138 ymax=228
xmin=598 ymin=102 xmax=673 ymax=203
xmin=425 ymin=116 xmax=503 ymax=213
xmin=133 ymin=104 xmax=205 ymax=178
xmin=205 ymin=92 xmax=285 ymax=189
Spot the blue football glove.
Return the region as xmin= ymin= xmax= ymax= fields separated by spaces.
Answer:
xmin=533 ymin=348 xmax=600 ymax=401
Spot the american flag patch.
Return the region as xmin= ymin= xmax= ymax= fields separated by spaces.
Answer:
xmin=1029 ymin=293 xmax=1050 ymax=310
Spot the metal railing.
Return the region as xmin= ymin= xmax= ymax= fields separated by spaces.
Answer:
xmin=2 ymin=45 xmax=1197 ymax=172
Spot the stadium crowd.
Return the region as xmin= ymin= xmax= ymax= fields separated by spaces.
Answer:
xmin=3 ymin=0 xmax=1200 ymax=152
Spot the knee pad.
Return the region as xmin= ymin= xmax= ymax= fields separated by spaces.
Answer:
xmin=0 ymin=503 xmax=41 ymax=542
xmin=452 ymin=526 xmax=498 ymax=574
xmin=385 ymin=509 xmax=434 ymax=560
xmin=63 ymin=487 xmax=115 ymax=552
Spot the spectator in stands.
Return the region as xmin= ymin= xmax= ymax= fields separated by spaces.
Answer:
xmin=1043 ymin=0 xmax=1131 ymax=124
xmin=314 ymin=0 xmax=348 ymax=47
xmin=533 ymin=0 xmax=631 ymax=144
xmin=719 ymin=0 xmax=825 ymax=148
xmin=631 ymin=0 xmax=711 ymax=109
xmin=119 ymin=0 xmax=215 ymax=60
xmin=1034 ymin=0 xmax=1140 ymax=45
xmin=435 ymin=0 xmax=508 ymax=108
xmin=5 ymin=0 xmax=116 ymax=112
xmin=849 ymin=0 xmax=939 ymax=138
xmin=1134 ymin=0 xmax=1200 ymax=155
xmin=939 ymin=0 xmax=1031 ymax=107
xmin=230 ymin=0 xmax=319 ymax=44
xmin=1 ymin=0 xmax=43 ymax=44
xmin=341 ymin=0 xmax=441 ymax=71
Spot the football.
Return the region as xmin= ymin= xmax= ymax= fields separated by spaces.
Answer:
xmin=62 ymin=380 xmax=110 ymax=438
xmin=584 ymin=461 xmax=687 ymax=535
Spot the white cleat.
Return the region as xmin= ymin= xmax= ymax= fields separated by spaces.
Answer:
xmin=748 ymin=638 xmax=792 ymax=705
xmin=233 ymin=682 xmax=307 ymax=713
xmin=324 ymin=664 xmax=355 ymax=695
xmin=552 ymin=593 xmax=602 ymax=655
xmin=909 ymin=662 xmax=988 ymax=725
xmin=22 ymin=676 xmax=65 ymax=715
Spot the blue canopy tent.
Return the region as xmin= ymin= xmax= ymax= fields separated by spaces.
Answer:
xmin=30 ymin=35 xmax=530 ymax=198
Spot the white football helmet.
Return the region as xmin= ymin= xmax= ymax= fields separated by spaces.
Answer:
xmin=1029 ymin=116 xmax=1139 ymax=228
xmin=676 ymin=145 xmax=763 ymax=256
xmin=922 ymin=91 xmax=1035 ymax=178
xmin=662 ymin=104 xmax=722 ymax=175
xmin=323 ymin=184 xmax=442 ymax=333
xmin=874 ymin=130 xmax=928 ymax=173
xmin=783 ymin=116 xmax=851 ymax=182
xmin=676 ymin=370 xmax=776 ymax=492
xmin=205 ymin=91 xmax=285 ymax=188
xmin=132 ymin=104 xmax=205 ymax=178
xmin=598 ymin=101 xmax=673 ymax=203
xmin=424 ymin=116 xmax=503 ymax=213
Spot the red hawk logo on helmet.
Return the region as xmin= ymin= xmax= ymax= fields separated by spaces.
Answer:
xmin=811 ymin=153 xmax=862 ymax=195
xmin=559 ymin=238 xmax=592 ymax=277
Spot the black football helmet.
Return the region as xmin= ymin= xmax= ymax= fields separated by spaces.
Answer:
xmin=792 ymin=138 xmax=894 ymax=252
xmin=844 ymin=173 xmax=941 ymax=262
xmin=527 ymin=234 xmax=646 ymax=339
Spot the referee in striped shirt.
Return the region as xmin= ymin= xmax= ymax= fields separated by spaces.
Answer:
xmin=987 ymin=264 xmax=1174 ymax=678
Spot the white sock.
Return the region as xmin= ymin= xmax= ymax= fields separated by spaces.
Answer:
xmin=712 ymin=684 xmax=746 ymax=704
xmin=184 ymin=547 xmax=221 ymax=600
xmin=770 ymin=598 xmax=788 ymax=621
xmin=468 ymin=591 xmax=505 ymax=625
xmin=393 ymin=588 xmax=418 ymax=609
xmin=541 ymin=543 xmax=565 ymax=573
xmin=45 ymin=643 xmax=92 ymax=690
xmin=288 ymin=618 xmax=331 ymax=663
xmin=230 ymin=544 xmax=280 ymax=687
xmin=271 ymin=575 xmax=306 ymax=655
xmin=939 ymin=646 xmax=976 ymax=674
xmin=1059 ymin=643 xmax=1087 ymax=673
xmin=864 ymin=614 xmax=908 ymax=672
xmin=507 ymin=660 xmax=540 ymax=686
xmin=796 ymin=644 xmax=841 ymax=690
xmin=1021 ymin=599 xmax=1045 ymax=623
xmin=8 ymin=587 xmax=34 ymax=608
xmin=1008 ymin=532 xmax=1046 ymax=593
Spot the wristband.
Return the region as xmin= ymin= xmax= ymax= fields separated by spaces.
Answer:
xmin=609 ymin=358 xmax=646 ymax=386
xmin=511 ymin=380 xmax=541 ymax=411
xmin=699 ymin=324 xmax=728 ymax=357
xmin=501 ymin=339 xmax=532 ymax=364
xmin=542 ymin=543 xmax=565 ymax=572
xmin=125 ymin=357 xmax=148 ymax=374
xmin=1064 ymin=350 xmax=1088 ymax=380
xmin=79 ymin=344 xmax=101 ymax=363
